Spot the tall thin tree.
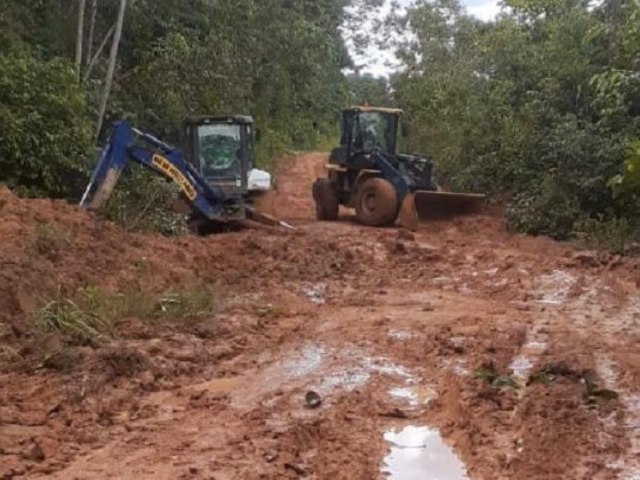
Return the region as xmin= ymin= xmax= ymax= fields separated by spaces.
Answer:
xmin=85 ymin=0 xmax=98 ymax=68
xmin=96 ymin=0 xmax=127 ymax=140
xmin=75 ymin=0 xmax=87 ymax=81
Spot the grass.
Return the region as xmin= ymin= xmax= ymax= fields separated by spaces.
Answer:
xmin=35 ymin=285 xmax=219 ymax=345
xmin=36 ymin=294 xmax=112 ymax=344
xmin=574 ymin=216 xmax=639 ymax=255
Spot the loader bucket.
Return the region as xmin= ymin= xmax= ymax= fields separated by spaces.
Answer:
xmin=412 ymin=190 xmax=485 ymax=220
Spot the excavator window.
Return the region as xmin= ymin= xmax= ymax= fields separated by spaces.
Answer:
xmin=197 ymin=124 xmax=241 ymax=177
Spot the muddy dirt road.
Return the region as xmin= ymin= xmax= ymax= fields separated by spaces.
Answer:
xmin=1 ymin=152 xmax=639 ymax=479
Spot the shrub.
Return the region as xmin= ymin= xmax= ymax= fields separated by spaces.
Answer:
xmin=0 ymin=52 xmax=93 ymax=198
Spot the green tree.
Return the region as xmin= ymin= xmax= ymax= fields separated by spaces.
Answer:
xmin=0 ymin=52 xmax=92 ymax=197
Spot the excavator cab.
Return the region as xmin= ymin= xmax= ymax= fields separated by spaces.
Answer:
xmin=183 ymin=115 xmax=257 ymax=198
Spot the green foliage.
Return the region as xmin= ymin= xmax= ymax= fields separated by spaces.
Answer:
xmin=609 ymin=139 xmax=640 ymax=201
xmin=0 ymin=0 xmax=351 ymax=219
xmin=0 ymin=52 xmax=93 ymax=198
xmin=36 ymin=294 xmax=112 ymax=345
xmin=390 ymin=0 xmax=640 ymax=246
xmin=574 ymin=215 xmax=637 ymax=255
xmin=346 ymin=73 xmax=392 ymax=106
xmin=99 ymin=169 xmax=187 ymax=235
xmin=36 ymin=284 xmax=219 ymax=344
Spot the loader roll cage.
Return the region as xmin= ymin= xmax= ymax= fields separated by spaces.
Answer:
xmin=340 ymin=106 xmax=403 ymax=157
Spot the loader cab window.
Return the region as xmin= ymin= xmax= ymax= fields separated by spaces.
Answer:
xmin=197 ymin=123 xmax=241 ymax=177
xmin=352 ymin=112 xmax=396 ymax=155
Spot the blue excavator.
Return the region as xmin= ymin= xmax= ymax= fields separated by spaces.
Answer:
xmin=80 ymin=116 xmax=293 ymax=233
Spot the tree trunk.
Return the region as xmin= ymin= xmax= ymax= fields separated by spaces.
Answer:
xmin=75 ymin=0 xmax=87 ymax=81
xmin=96 ymin=0 xmax=127 ymax=141
xmin=84 ymin=24 xmax=115 ymax=82
xmin=85 ymin=0 xmax=98 ymax=67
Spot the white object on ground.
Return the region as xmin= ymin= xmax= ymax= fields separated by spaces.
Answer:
xmin=248 ymin=168 xmax=271 ymax=192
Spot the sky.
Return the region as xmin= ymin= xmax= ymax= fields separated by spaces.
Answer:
xmin=351 ymin=0 xmax=501 ymax=76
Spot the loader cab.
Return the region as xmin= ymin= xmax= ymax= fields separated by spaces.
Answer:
xmin=337 ymin=106 xmax=404 ymax=162
xmin=184 ymin=115 xmax=255 ymax=196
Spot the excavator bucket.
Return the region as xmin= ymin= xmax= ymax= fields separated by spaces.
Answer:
xmin=80 ymin=121 xmax=131 ymax=210
xmin=246 ymin=206 xmax=295 ymax=230
xmin=81 ymin=167 xmax=121 ymax=210
xmin=412 ymin=190 xmax=486 ymax=220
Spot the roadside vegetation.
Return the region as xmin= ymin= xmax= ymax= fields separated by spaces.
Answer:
xmin=35 ymin=285 xmax=219 ymax=345
xmin=385 ymin=0 xmax=640 ymax=244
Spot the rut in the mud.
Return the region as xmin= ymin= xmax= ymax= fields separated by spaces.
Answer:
xmin=1 ymin=153 xmax=640 ymax=480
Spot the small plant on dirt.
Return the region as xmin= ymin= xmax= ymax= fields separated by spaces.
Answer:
xmin=154 ymin=288 xmax=218 ymax=320
xmin=97 ymin=285 xmax=219 ymax=321
xmin=36 ymin=294 xmax=112 ymax=345
xmin=528 ymin=362 xmax=618 ymax=406
xmin=35 ymin=284 xmax=219 ymax=350
xmin=472 ymin=363 xmax=517 ymax=389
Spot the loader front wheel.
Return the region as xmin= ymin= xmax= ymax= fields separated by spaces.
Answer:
xmin=355 ymin=177 xmax=398 ymax=227
xmin=312 ymin=179 xmax=339 ymax=221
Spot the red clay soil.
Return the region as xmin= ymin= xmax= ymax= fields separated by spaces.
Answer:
xmin=1 ymin=153 xmax=640 ymax=479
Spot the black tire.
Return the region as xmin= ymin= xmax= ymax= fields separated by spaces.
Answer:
xmin=354 ymin=177 xmax=398 ymax=227
xmin=312 ymin=179 xmax=339 ymax=221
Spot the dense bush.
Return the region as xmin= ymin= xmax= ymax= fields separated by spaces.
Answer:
xmin=391 ymin=0 xmax=640 ymax=242
xmin=0 ymin=0 xmax=354 ymax=209
xmin=0 ymin=52 xmax=93 ymax=198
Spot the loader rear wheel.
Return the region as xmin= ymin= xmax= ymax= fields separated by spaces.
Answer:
xmin=312 ymin=179 xmax=339 ymax=221
xmin=354 ymin=177 xmax=398 ymax=227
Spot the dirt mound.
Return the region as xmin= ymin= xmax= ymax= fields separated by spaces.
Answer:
xmin=0 ymin=185 xmax=376 ymax=345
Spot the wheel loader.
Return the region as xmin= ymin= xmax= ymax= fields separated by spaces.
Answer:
xmin=312 ymin=106 xmax=485 ymax=227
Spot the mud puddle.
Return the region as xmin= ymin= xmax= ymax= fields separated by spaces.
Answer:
xmin=382 ymin=426 xmax=469 ymax=480
xmin=509 ymin=328 xmax=548 ymax=384
xmin=534 ymin=269 xmax=576 ymax=305
xmin=389 ymin=385 xmax=437 ymax=407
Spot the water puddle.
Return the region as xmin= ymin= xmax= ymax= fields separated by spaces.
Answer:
xmin=382 ymin=426 xmax=469 ymax=480
xmin=534 ymin=270 xmax=576 ymax=305
xmin=389 ymin=385 xmax=437 ymax=407
xmin=388 ymin=329 xmax=414 ymax=341
xmin=509 ymin=334 xmax=548 ymax=382
xmin=318 ymin=355 xmax=414 ymax=394
xmin=281 ymin=344 xmax=327 ymax=377
xmin=304 ymin=283 xmax=326 ymax=305
xmin=247 ymin=342 xmax=416 ymax=401
xmin=596 ymin=355 xmax=640 ymax=479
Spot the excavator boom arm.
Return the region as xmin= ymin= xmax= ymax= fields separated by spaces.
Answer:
xmin=80 ymin=120 xmax=226 ymax=222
